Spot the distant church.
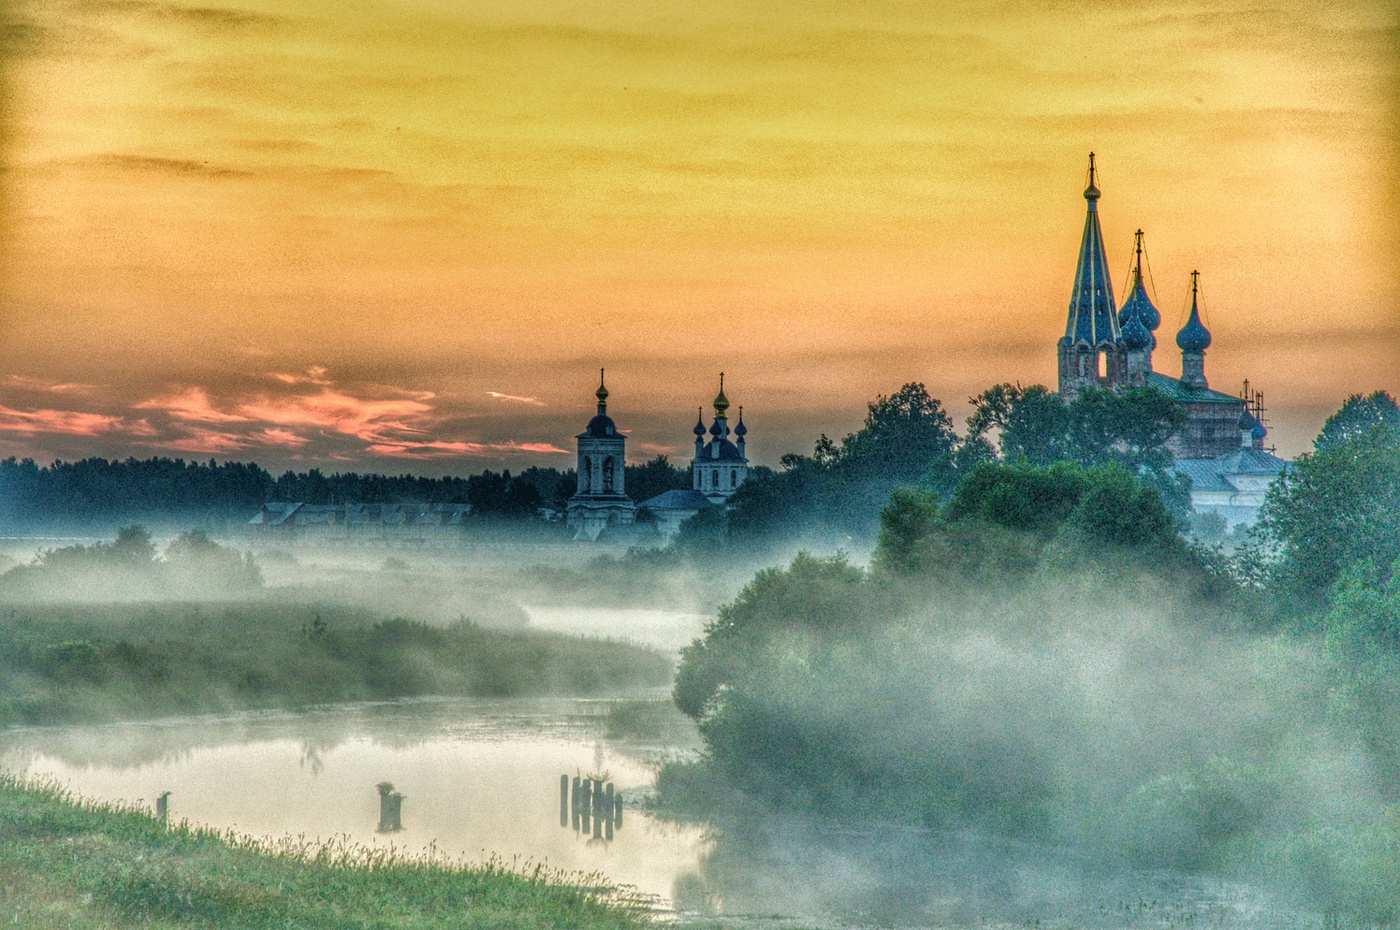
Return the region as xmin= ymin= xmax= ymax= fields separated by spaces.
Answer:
xmin=566 ymin=372 xmax=751 ymax=540
xmin=1058 ymin=153 xmax=1286 ymax=522
xmin=566 ymin=371 xmax=637 ymax=540
xmin=638 ymin=376 xmax=750 ymax=535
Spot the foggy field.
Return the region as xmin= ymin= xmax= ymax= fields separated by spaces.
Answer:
xmin=0 ymin=602 xmax=673 ymax=727
xmin=0 ymin=775 xmax=648 ymax=929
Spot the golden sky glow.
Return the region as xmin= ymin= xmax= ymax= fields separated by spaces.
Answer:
xmin=0 ymin=0 xmax=1396 ymax=469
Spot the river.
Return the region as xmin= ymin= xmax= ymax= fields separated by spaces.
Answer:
xmin=0 ymin=694 xmax=708 ymax=911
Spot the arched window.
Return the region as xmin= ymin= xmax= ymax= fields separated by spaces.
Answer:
xmin=710 ymin=470 xmax=717 ymax=489
xmin=730 ymin=469 xmax=736 ymax=487
xmin=1097 ymin=350 xmax=1107 ymax=380
xmin=602 ymin=456 xmax=614 ymax=493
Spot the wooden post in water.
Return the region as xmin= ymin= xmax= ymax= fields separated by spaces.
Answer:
xmin=580 ymin=779 xmax=592 ymax=833
xmin=155 ymin=791 xmax=170 ymax=823
xmin=560 ymin=774 xmax=569 ymax=827
xmin=376 ymin=782 xmax=404 ymax=832
xmin=613 ymin=791 xmax=623 ymax=829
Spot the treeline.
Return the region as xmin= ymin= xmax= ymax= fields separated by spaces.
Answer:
xmin=0 ymin=455 xmax=690 ymax=528
xmin=661 ymin=390 xmax=1400 ymax=922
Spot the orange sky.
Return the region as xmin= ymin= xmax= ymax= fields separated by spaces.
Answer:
xmin=0 ymin=0 xmax=1396 ymax=472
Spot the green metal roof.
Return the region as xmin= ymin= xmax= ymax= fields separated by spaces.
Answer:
xmin=1146 ymin=372 xmax=1242 ymax=404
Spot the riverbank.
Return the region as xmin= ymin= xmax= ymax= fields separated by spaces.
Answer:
xmin=0 ymin=603 xmax=673 ymax=727
xmin=0 ymin=774 xmax=648 ymax=929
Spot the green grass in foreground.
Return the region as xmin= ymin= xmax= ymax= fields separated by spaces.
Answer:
xmin=0 ymin=775 xmax=648 ymax=929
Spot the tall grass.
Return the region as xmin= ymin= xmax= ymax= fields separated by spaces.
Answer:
xmin=0 ymin=773 xmax=650 ymax=929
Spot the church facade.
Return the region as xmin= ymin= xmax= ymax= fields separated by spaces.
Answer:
xmin=1059 ymin=153 xmax=1255 ymax=461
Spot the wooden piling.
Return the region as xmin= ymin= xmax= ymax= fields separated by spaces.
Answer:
xmin=155 ymin=792 xmax=170 ymax=823
xmin=613 ymin=791 xmax=623 ymax=828
xmin=560 ymin=774 xmax=569 ymax=827
xmin=376 ymin=782 xmax=404 ymax=832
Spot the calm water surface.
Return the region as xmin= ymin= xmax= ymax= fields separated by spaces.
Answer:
xmin=0 ymin=695 xmax=708 ymax=909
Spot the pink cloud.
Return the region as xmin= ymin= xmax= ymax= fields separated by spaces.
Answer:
xmin=0 ymin=405 xmax=126 ymax=436
xmin=253 ymin=427 xmax=310 ymax=447
xmin=162 ymin=429 xmax=252 ymax=455
xmin=237 ymin=390 xmax=434 ymax=442
xmin=366 ymin=439 xmax=570 ymax=460
xmin=486 ymin=391 xmax=546 ymax=407
xmin=3 ymin=375 xmax=99 ymax=396
xmin=136 ymin=387 xmax=250 ymax=424
xmin=269 ymin=366 xmax=333 ymax=387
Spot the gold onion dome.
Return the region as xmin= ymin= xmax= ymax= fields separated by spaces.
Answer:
xmin=595 ymin=369 xmax=609 ymax=406
xmin=713 ymin=373 xmax=730 ymax=416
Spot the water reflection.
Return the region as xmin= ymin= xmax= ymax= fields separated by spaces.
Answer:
xmin=0 ymin=695 xmax=708 ymax=908
xmin=561 ymin=774 xmax=624 ymax=844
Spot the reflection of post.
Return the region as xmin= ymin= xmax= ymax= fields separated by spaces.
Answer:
xmin=580 ymin=779 xmax=592 ymax=833
xmin=155 ymin=791 xmax=170 ymax=823
xmin=604 ymin=783 xmax=614 ymax=824
xmin=559 ymin=774 xmax=569 ymax=828
xmin=614 ymin=791 xmax=623 ymax=828
xmin=376 ymin=781 xmax=404 ymax=832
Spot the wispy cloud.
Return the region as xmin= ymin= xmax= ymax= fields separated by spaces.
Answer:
xmin=161 ymin=427 xmax=251 ymax=455
xmin=0 ymin=405 xmax=127 ymax=436
xmin=136 ymin=386 xmax=249 ymax=423
xmin=366 ymin=439 xmax=569 ymax=460
xmin=269 ymin=366 xmax=332 ymax=386
xmin=252 ymin=427 xmax=310 ymax=447
xmin=235 ymin=390 xmax=434 ymax=443
xmin=486 ymin=391 xmax=546 ymax=406
xmin=3 ymin=375 xmax=99 ymax=396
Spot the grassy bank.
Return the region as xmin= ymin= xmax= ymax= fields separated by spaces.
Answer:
xmin=0 ymin=603 xmax=673 ymax=727
xmin=0 ymin=775 xmax=647 ymax=929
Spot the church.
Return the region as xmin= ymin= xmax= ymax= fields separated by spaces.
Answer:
xmin=565 ymin=371 xmax=637 ymax=540
xmin=1058 ymin=153 xmax=1286 ymax=523
xmin=565 ymin=373 xmax=750 ymax=540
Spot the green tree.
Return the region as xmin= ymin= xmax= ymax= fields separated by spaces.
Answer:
xmin=625 ymin=455 xmax=690 ymax=504
xmin=968 ymin=383 xmax=1184 ymax=471
xmin=1258 ymin=421 xmax=1400 ymax=600
xmin=871 ymin=487 xmax=941 ymax=576
xmin=1316 ymin=391 xmax=1400 ymax=451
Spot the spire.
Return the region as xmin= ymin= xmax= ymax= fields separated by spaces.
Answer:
xmin=1064 ymin=152 xmax=1119 ymax=347
xmin=595 ymin=368 xmax=608 ymax=414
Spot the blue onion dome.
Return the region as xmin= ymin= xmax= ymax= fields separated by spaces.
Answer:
xmin=1177 ymin=286 xmax=1212 ymax=351
xmin=734 ymin=407 xmax=747 ymax=437
xmin=1118 ymin=279 xmax=1161 ymax=333
xmin=709 ymin=418 xmax=723 ymax=437
xmin=693 ymin=408 xmax=706 ymax=436
xmin=1237 ymin=409 xmax=1259 ymax=432
xmin=1122 ymin=315 xmax=1151 ymax=350
xmin=1252 ymin=422 xmax=1268 ymax=441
